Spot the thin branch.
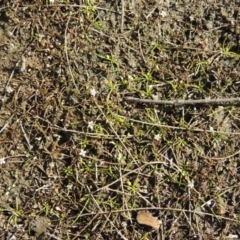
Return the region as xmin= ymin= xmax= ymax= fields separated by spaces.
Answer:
xmin=138 ymin=30 xmax=146 ymax=63
xmin=19 ymin=121 xmax=32 ymax=150
xmin=125 ymin=96 xmax=240 ymax=106
xmin=64 ymin=15 xmax=80 ymax=93
xmin=121 ymin=0 xmax=125 ymax=33
xmin=73 ymin=206 xmax=238 ymax=223
xmin=116 ymin=114 xmax=240 ymax=135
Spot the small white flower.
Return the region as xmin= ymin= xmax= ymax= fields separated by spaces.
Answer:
xmin=0 ymin=158 xmax=6 ymax=164
xmin=121 ymin=221 xmax=127 ymax=228
xmin=55 ymin=206 xmax=61 ymax=211
xmin=90 ymin=88 xmax=97 ymax=97
xmin=88 ymin=121 xmax=94 ymax=131
xmin=189 ymin=15 xmax=194 ymax=21
xmin=154 ymin=134 xmax=161 ymax=141
xmin=159 ymin=10 xmax=167 ymax=17
xmin=202 ymin=199 xmax=214 ymax=207
xmin=79 ymin=149 xmax=87 ymax=157
xmin=6 ymin=86 xmax=14 ymax=93
xmin=227 ymin=234 xmax=238 ymax=239
xmin=20 ymin=57 xmax=26 ymax=72
xmin=187 ymin=180 xmax=194 ymax=189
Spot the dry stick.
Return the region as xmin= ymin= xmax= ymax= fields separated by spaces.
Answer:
xmin=182 ymin=211 xmax=197 ymax=237
xmin=64 ymin=15 xmax=80 ymax=94
xmin=116 ymin=114 xmax=240 ymax=135
xmin=19 ymin=121 xmax=32 ymax=150
xmin=76 ymin=206 xmax=237 ymax=223
xmin=0 ymin=121 xmax=9 ymax=134
xmin=121 ymin=0 xmax=125 ymax=33
xmin=200 ymin=149 xmax=240 ymax=161
xmin=138 ymin=30 xmax=146 ymax=63
xmin=125 ymin=97 xmax=240 ymax=106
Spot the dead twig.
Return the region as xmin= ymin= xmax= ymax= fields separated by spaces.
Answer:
xmin=117 ymin=113 xmax=240 ymax=135
xmin=72 ymin=206 xmax=238 ymax=223
xmin=121 ymin=0 xmax=125 ymax=33
xmin=125 ymin=96 xmax=240 ymax=106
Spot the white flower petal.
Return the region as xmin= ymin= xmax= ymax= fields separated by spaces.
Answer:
xmin=160 ymin=10 xmax=167 ymax=17
xmin=0 ymin=158 xmax=6 ymax=164
xmin=88 ymin=121 xmax=94 ymax=131
xmin=154 ymin=134 xmax=161 ymax=141
xmin=79 ymin=149 xmax=87 ymax=157
xmin=90 ymin=88 xmax=97 ymax=97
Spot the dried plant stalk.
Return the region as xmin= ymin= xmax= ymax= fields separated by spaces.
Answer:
xmin=125 ymin=97 xmax=240 ymax=106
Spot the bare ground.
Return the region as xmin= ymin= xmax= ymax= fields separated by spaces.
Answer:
xmin=0 ymin=0 xmax=240 ymax=239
